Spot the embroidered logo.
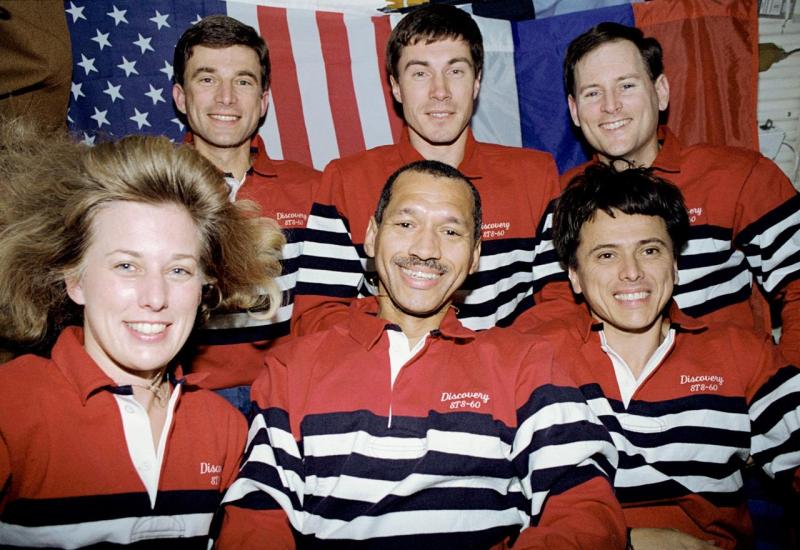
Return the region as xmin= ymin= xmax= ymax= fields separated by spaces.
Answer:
xmin=687 ymin=206 xmax=704 ymax=224
xmin=680 ymin=374 xmax=724 ymax=393
xmin=276 ymin=211 xmax=307 ymax=228
xmin=441 ymin=391 xmax=490 ymax=410
xmin=481 ymin=221 xmax=511 ymax=240
xmin=200 ymin=462 xmax=222 ymax=486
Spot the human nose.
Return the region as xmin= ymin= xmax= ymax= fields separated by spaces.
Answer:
xmin=138 ymin=272 xmax=168 ymax=311
xmin=601 ymin=89 xmax=621 ymax=113
xmin=408 ymin=227 xmax=441 ymax=260
xmin=429 ymin=72 xmax=451 ymax=101
xmin=619 ymin=254 xmax=643 ymax=281
xmin=215 ymin=80 xmax=235 ymax=105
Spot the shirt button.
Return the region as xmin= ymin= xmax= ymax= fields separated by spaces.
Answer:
xmin=125 ymin=405 xmax=135 ymax=414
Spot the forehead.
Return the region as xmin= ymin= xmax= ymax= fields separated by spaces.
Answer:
xmin=385 ymin=171 xmax=473 ymax=218
xmin=574 ymin=39 xmax=648 ymax=84
xmin=87 ymin=201 xmax=201 ymax=255
xmin=578 ymin=210 xmax=670 ymax=248
xmin=185 ymin=44 xmax=261 ymax=72
xmin=399 ymin=37 xmax=473 ymax=64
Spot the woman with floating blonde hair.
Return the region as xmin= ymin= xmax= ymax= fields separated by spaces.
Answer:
xmin=0 ymin=120 xmax=284 ymax=548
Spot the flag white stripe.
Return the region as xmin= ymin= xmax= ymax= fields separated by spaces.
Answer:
xmin=288 ymin=9 xmax=340 ymax=169
xmin=345 ymin=13 xmax=395 ymax=151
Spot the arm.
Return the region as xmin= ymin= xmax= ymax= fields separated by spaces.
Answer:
xmin=215 ymin=354 xmax=302 ymax=549
xmin=292 ymin=162 xmax=367 ymax=336
xmin=511 ymin=343 xmax=626 ymax=549
xmin=629 ymin=528 xmax=718 ymax=549
xmin=733 ymin=156 xmax=800 ymax=365
xmin=746 ymin=336 xmax=800 ymax=491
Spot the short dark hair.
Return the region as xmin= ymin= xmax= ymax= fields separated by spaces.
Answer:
xmin=174 ymin=15 xmax=270 ymax=90
xmin=553 ymin=163 xmax=689 ymax=269
xmin=375 ymin=160 xmax=482 ymax=243
xmin=386 ymin=4 xmax=484 ymax=80
xmin=564 ymin=22 xmax=663 ymax=97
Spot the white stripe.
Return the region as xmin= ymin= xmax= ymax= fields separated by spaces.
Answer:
xmin=205 ymin=303 xmax=292 ymax=329
xmin=305 ymin=472 xmax=521 ymax=503
xmin=0 ymin=513 xmax=212 ymax=549
xmin=746 ymin=202 xmax=800 ymax=254
xmin=618 ymin=408 xmax=750 ymax=433
xmin=616 ymin=464 xmax=743 ymax=494
xmin=750 ymin=370 xmax=800 ymax=420
xmin=476 ymin=247 xmax=533 ymax=271
xmin=763 ymin=256 xmax=800 ymax=292
xmin=677 ymin=239 xmax=743 ymax=285
xmin=459 ymin=287 xmax=532 ymax=331
xmin=300 ymin=507 xmax=525 ymax=539
xmin=612 ymin=433 xmax=749 ymax=466
xmin=307 ymin=213 xmax=352 ymax=235
xmin=249 ymin=413 xmax=302 ymax=459
xmin=223 ymin=475 xmax=307 ymax=531
xmin=298 ymin=267 xmax=364 ymax=287
xmin=463 ymin=270 xmax=533 ymax=304
xmin=303 ymin=241 xmax=361 ymax=260
xmin=287 ymin=9 xmax=340 ymax=169
xmin=281 ymin=240 xmax=303 ymax=261
xmin=674 ymin=269 xmax=751 ymax=309
xmin=764 ymin=449 xmax=800 ymax=479
xmin=471 ymin=16 xmax=521 ymax=147
xmin=344 ymin=13 xmax=395 ymax=150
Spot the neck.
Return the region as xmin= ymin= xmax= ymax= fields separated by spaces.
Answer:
xmin=600 ymin=140 xmax=660 ymax=171
xmin=377 ymin=299 xmax=450 ymax=348
xmin=407 ymin=127 xmax=469 ymax=168
xmin=193 ymin=139 xmax=252 ymax=181
xmin=602 ymin=317 xmax=668 ymax=379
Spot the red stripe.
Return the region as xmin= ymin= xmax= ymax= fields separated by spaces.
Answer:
xmin=372 ymin=15 xmax=403 ymax=144
xmin=257 ymin=6 xmax=313 ymax=167
xmin=316 ymin=11 xmax=366 ymax=159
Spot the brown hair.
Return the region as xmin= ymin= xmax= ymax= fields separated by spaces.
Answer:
xmin=0 ymin=118 xmax=284 ymax=344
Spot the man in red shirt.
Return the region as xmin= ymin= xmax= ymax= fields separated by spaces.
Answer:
xmin=293 ymin=4 xmax=567 ymax=336
xmin=559 ymin=22 xmax=800 ymax=365
xmin=172 ymin=16 xmax=319 ymax=411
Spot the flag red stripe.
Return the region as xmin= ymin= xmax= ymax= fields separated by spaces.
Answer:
xmin=257 ymin=6 xmax=313 ymax=166
xmin=372 ymin=15 xmax=404 ymax=143
xmin=316 ymin=11 xmax=366 ymax=159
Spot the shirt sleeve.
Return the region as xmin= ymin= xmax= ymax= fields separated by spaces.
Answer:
xmin=733 ymin=156 xmax=800 ymax=365
xmin=511 ymin=342 xmax=626 ymax=548
xmin=215 ymin=352 xmax=301 ymax=549
xmin=746 ymin=336 xmax=800 ymax=488
xmin=292 ymin=161 xmax=367 ymax=336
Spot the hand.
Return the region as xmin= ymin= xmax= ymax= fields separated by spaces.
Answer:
xmin=630 ymin=528 xmax=717 ymax=549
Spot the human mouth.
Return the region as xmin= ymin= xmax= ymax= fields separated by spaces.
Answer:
xmin=209 ymin=114 xmax=240 ymax=122
xmin=600 ymin=119 xmax=630 ymax=131
xmin=126 ymin=322 xmax=167 ymax=336
xmin=427 ymin=111 xmax=453 ymax=119
xmin=400 ymin=266 xmax=442 ymax=280
xmin=614 ymin=291 xmax=649 ymax=302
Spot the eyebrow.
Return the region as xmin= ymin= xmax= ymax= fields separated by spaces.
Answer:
xmin=393 ymin=207 xmax=468 ymax=226
xmin=106 ymin=249 xmax=199 ymax=261
xmin=403 ymin=56 xmax=473 ymax=72
xmin=190 ymin=67 xmax=259 ymax=81
xmin=586 ymin=237 xmax=669 ymax=254
xmin=577 ymin=72 xmax=643 ymax=93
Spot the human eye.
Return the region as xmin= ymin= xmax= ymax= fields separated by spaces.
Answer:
xmin=596 ymin=251 xmax=615 ymax=261
xmin=621 ymin=81 xmax=636 ymax=90
xmin=169 ymin=265 xmax=195 ymax=279
xmin=112 ymin=261 xmax=139 ymax=275
xmin=442 ymin=227 xmax=463 ymax=237
xmin=642 ymin=246 xmax=661 ymax=256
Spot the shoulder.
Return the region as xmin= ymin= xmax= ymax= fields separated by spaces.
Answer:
xmin=325 ymin=143 xmax=401 ymax=173
xmin=271 ymin=159 xmax=321 ymax=181
xmin=474 ymin=141 xmax=556 ymax=166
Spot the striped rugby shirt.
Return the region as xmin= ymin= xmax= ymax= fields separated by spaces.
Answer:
xmin=0 ymin=327 xmax=247 ymax=548
xmin=524 ymin=302 xmax=800 ymax=547
xmin=216 ymin=298 xmax=626 ymax=548
xmin=562 ymin=127 xmax=800 ymax=365
xmin=292 ymin=128 xmax=570 ymax=336
xmin=188 ymin=135 xmax=319 ymax=390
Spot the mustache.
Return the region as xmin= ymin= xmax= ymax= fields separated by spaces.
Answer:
xmin=394 ymin=256 xmax=448 ymax=273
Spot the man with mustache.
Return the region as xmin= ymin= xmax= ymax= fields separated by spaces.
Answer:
xmin=215 ymin=161 xmax=626 ymax=548
xmin=557 ymin=22 xmax=800 ymax=366
xmin=293 ymin=3 xmax=568 ymax=337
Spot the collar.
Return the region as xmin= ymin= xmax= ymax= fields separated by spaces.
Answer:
xmin=182 ymin=133 xmax=277 ymax=178
xmin=50 ymin=326 xmax=207 ymax=405
xmin=579 ymin=300 xmax=706 ymax=342
xmin=397 ymin=127 xmax=481 ymax=179
xmin=650 ymin=126 xmax=682 ymax=175
xmin=347 ymin=296 xmax=475 ymax=350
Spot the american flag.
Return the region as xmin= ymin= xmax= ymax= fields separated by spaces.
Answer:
xmin=66 ymin=0 xmax=758 ymax=172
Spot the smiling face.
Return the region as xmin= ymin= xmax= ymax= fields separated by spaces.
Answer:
xmin=173 ymin=44 xmax=269 ymax=158
xmin=568 ymin=40 xmax=669 ymax=168
xmin=390 ymin=38 xmax=480 ymax=159
xmin=568 ymin=210 xmax=676 ymax=342
xmin=66 ymin=201 xmax=205 ymax=381
xmin=364 ymin=170 xmax=480 ymax=334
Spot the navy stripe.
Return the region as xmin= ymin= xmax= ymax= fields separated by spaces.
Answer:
xmin=617 ymin=480 xmax=744 ymax=508
xmin=735 ymin=195 xmax=800 ymax=247
xmin=293 ymin=524 xmax=517 ymax=550
xmin=1 ymin=490 xmax=220 ymax=527
xmin=194 ymin=321 xmax=290 ymax=346
xmin=676 ymin=284 xmax=751 ymax=318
